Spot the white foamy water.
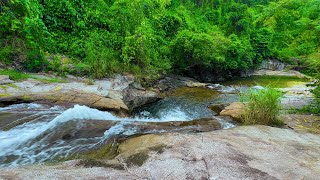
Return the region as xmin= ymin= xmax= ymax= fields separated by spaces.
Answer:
xmin=0 ymin=103 xmax=234 ymax=167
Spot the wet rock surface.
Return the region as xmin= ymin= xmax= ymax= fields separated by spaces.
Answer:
xmin=1 ymin=126 xmax=319 ymax=180
xmin=36 ymin=118 xmax=223 ymax=143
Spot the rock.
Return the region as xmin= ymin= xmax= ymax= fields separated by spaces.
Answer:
xmin=154 ymin=75 xmax=204 ymax=92
xmin=2 ymin=126 xmax=320 ymax=179
xmin=125 ymin=117 xmax=222 ymax=133
xmin=258 ymin=59 xmax=286 ymax=71
xmin=0 ymin=90 xmax=129 ymax=116
xmin=207 ymin=83 xmax=240 ymax=94
xmin=252 ymin=69 xmax=310 ymax=79
xmin=279 ymin=83 xmax=315 ymax=109
xmin=220 ymin=102 xmax=245 ymax=122
xmin=281 ymin=114 xmax=320 ymax=134
xmin=131 ymin=82 xmax=145 ymax=90
xmin=0 ymin=73 xmax=162 ymax=112
xmin=207 ymin=83 xmax=224 ymax=90
xmin=208 ymin=103 xmax=230 ymax=114
xmin=123 ymin=85 xmax=160 ymax=110
xmin=185 ymin=81 xmax=207 ymax=88
xmin=0 ymin=75 xmax=14 ymax=85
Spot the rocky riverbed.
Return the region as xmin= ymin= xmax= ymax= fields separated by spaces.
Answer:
xmin=0 ymin=126 xmax=319 ymax=179
xmin=0 ymin=67 xmax=319 ymax=179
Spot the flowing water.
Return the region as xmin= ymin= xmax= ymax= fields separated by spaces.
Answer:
xmin=0 ymin=89 xmax=236 ymax=168
xmin=0 ymin=76 xmax=307 ymax=168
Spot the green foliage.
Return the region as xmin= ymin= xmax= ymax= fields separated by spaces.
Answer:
xmin=241 ymin=88 xmax=284 ymax=126
xmin=0 ymin=0 xmax=319 ymax=80
xmin=0 ymin=69 xmax=65 ymax=83
xmin=171 ymin=30 xmax=230 ymax=71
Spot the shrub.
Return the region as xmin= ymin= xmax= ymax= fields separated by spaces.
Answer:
xmin=241 ymin=88 xmax=284 ymax=126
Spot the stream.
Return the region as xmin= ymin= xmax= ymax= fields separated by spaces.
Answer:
xmin=0 ymin=76 xmax=308 ymax=168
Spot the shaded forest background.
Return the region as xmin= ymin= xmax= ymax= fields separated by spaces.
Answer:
xmin=0 ymin=0 xmax=319 ymax=81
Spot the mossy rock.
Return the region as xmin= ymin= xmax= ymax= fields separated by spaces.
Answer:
xmin=64 ymin=143 xmax=119 ymax=162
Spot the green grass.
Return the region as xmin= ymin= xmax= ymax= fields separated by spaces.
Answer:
xmin=0 ymin=69 xmax=66 ymax=83
xmin=241 ymin=88 xmax=284 ymax=126
xmin=32 ymin=77 xmax=66 ymax=83
xmin=0 ymin=70 xmax=31 ymax=81
xmin=291 ymin=105 xmax=320 ymax=115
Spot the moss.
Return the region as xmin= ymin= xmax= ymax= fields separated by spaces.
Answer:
xmin=52 ymin=86 xmax=62 ymax=91
xmin=61 ymin=143 xmax=119 ymax=163
xmin=148 ymin=144 xmax=168 ymax=154
xmin=0 ymin=85 xmax=8 ymax=91
xmin=0 ymin=93 xmax=11 ymax=97
xmin=77 ymin=159 xmax=125 ymax=170
xmin=6 ymin=83 xmax=19 ymax=89
xmin=21 ymin=95 xmax=31 ymax=100
xmin=125 ymin=151 xmax=150 ymax=167
xmin=33 ymin=77 xmax=66 ymax=83
xmin=0 ymin=84 xmax=20 ymax=91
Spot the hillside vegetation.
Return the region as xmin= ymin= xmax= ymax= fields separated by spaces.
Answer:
xmin=0 ymin=0 xmax=319 ymax=81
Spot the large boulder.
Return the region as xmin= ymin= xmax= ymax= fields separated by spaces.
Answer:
xmin=220 ymin=102 xmax=245 ymax=122
xmin=154 ymin=75 xmax=207 ymax=92
xmin=0 ymin=90 xmax=129 ymax=116
xmin=122 ymin=83 xmax=160 ymax=110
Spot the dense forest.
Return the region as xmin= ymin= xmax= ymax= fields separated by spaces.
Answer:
xmin=0 ymin=0 xmax=319 ymax=82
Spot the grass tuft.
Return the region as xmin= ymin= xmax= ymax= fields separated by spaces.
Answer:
xmin=241 ymin=87 xmax=284 ymax=126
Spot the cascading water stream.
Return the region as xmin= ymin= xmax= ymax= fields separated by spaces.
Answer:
xmin=0 ymin=88 xmax=238 ymax=168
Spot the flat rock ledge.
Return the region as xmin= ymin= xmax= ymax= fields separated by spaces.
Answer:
xmin=0 ymin=90 xmax=129 ymax=116
xmin=1 ymin=126 xmax=319 ymax=180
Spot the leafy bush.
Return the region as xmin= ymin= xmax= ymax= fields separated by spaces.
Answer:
xmin=241 ymin=88 xmax=284 ymax=126
xmin=171 ymin=30 xmax=230 ymax=72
